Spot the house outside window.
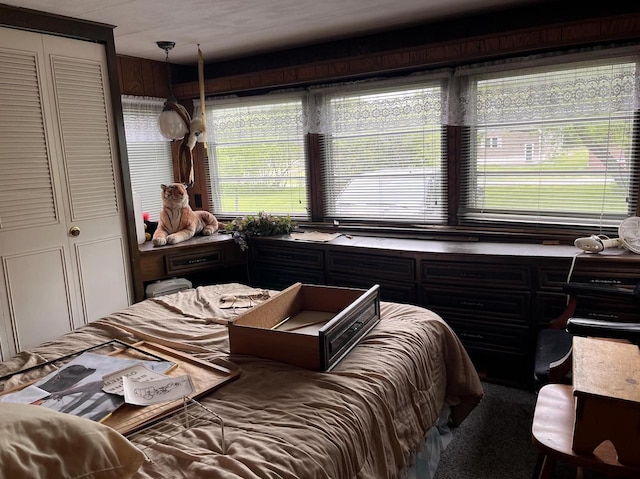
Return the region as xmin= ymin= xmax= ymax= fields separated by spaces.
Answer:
xmin=458 ymin=51 xmax=639 ymax=229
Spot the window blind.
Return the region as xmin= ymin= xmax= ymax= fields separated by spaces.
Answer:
xmin=204 ymin=94 xmax=308 ymax=218
xmin=458 ymin=54 xmax=639 ymax=231
xmin=122 ymin=96 xmax=173 ymax=221
xmin=316 ymin=79 xmax=447 ymax=224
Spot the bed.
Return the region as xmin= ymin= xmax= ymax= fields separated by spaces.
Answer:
xmin=0 ymin=283 xmax=483 ymax=479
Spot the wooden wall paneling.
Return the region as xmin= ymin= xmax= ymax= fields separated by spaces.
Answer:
xmin=172 ymin=11 xmax=640 ymax=99
xmin=118 ymin=56 xmax=145 ymax=96
xmin=117 ymin=55 xmax=169 ymax=98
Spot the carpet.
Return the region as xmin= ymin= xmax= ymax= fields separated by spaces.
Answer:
xmin=432 ymin=381 xmax=608 ymax=479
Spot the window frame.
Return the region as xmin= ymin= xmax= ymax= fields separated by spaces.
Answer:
xmin=190 ymin=45 xmax=639 ymax=242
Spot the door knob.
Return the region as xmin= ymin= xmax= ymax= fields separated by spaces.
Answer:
xmin=69 ymin=226 xmax=81 ymax=237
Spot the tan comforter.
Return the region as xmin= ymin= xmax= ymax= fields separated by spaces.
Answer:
xmin=0 ymin=283 xmax=483 ymax=479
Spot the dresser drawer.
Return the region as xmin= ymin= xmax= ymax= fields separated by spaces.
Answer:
xmin=326 ymin=251 xmax=415 ymax=282
xmin=250 ymin=244 xmax=324 ymax=269
xmin=165 ymin=249 xmax=224 ymax=274
xmin=328 ymin=272 xmax=417 ymax=304
xmin=422 ymin=261 xmax=530 ymax=290
xmin=445 ymin=319 xmax=529 ymax=356
xmin=249 ymin=265 xmax=325 ymax=291
xmin=422 ymin=286 xmax=531 ymax=325
xmin=539 ymin=267 xmax=640 ymax=291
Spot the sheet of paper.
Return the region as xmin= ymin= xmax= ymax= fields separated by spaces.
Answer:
xmin=123 ymin=374 xmax=194 ymax=406
xmin=290 ymin=232 xmax=342 ymax=242
xmin=102 ymin=364 xmax=171 ymax=395
xmin=0 ymin=385 xmax=50 ymax=404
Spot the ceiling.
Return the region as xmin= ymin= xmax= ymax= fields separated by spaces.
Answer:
xmin=5 ymin=0 xmax=545 ymax=66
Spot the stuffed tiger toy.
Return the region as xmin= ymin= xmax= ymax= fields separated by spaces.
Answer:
xmin=152 ymin=183 xmax=219 ymax=246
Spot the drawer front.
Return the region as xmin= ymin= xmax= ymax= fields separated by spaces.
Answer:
xmin=446 ymin=319 xmax=530 ymax=355
xmin=251 ymin=245 xmax=324 ymax=268
xmin=165 ymin=249 xmax=223 ymax=274
xmin=422 ymin=286 xmax=531 ymax=325
xmin=574 ymin=297 xmax=640 ymax=323
xmin=327 ymin=251 xmax=415 ymax=282
xmin=535 ymin=291 xmax=568 ymax=326
xmin=422 ymin=261 xmax=530 ymax=290
xmin=250 ymin=266 xmax=325 ymax=291
xmin=540 ymin=267 xmax=640 ymax=291
xmin=328 ymin=272 xmax=417 ymax=304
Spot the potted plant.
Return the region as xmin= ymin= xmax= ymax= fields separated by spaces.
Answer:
xmin=224 ymin=212 xmax=297 ymax=250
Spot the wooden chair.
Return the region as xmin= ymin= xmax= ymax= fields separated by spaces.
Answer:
xmin=532 ymin=383 xmax=640 ymax=479
xmin=532 ymin=284 xmax=640 ymax=478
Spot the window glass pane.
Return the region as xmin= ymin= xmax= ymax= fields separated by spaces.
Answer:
xmin=205 ymin=96 xmax=308 ymax=218
xmin=122 ymin=96 xmax=174 ymax=221
xmin=320 ymin=81 xmax=447 ymax=223
xmin=460 ymin=58 xmax=638 ymax=228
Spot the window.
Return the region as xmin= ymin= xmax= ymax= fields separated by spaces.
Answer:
xmin=121 ymin=96 xmax=173 ymax=221
xmin=458 ymin=52 xmax=639 ymax=229
xmin=316 ymin=78 xmax=447 ymax=223
xmin=203 ymin=94 xmax=308 ymax=218
xmin=192 ymin=45 xmax=638 ymax=236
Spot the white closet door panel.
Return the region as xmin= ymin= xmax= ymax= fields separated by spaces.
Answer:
xmin=50 ymin=55 xmax=118 ymax=221
xmin=0 ymin=36 xmax=57 ymax=230
xmin=3 ymin=248 xmax=74 ymax=352
xmin=75 ymin=237 xmax=129 ymax=324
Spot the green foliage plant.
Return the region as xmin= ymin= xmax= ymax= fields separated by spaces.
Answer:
xmin=224 ymin=212 xmax=297 ymax=251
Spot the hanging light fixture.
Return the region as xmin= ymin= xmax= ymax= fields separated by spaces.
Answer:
xmin=156 ymin=41 xmax=190 ymax=140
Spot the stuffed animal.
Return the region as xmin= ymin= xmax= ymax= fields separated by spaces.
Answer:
xmin=152 ymin=183 xmax=219 ymax=246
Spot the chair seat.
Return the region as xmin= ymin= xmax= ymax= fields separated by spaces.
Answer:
xmin=532 ymin=384 xmax=640 ymax=479
xmin=534 ymin=328 xmax=573 ymax=387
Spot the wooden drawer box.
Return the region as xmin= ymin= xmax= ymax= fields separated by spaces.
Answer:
xmin=228 ymin=283 xmax=381 ymax=371
xmin=422 ymin=261 xmax=530 ymax=290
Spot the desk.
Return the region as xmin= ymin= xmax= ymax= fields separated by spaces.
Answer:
xmin=572 ymin=336 xmax=640 ymax=465
xmin=531 ymin=337 xmax=640 ymax=479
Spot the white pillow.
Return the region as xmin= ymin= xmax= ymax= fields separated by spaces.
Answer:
xmin=0 ymin=403 xmax=145 ymax=478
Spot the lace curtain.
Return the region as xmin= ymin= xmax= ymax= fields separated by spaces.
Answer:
xmin=449 ymin=45 xmax=640 ymax=127
xmin=195 ymin=44 xmax=639 ymax=132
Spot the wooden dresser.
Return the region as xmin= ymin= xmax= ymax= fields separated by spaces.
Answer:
xmin=247 ymin=234 xmax=640 ymax=389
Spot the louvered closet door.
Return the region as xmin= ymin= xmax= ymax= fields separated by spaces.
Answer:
xmin=0 ymin=27 xmax=131 ymax=360
xmin=44 ymin=35 xmax=131 ymax=328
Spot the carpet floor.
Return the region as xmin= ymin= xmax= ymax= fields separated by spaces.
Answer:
xmin=432 ymin=381 xmax=610 ymax=479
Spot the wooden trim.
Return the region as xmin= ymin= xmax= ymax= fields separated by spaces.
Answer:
xmin=306 ymin=133 xmax=323 ymax=221
xmin=174 ymin=10 xmax=640 ymax=99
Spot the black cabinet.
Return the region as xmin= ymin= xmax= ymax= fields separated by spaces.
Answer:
xmin=248 ymin=241 xmax=325 ymax=290
xmin=421 ymin=259 xmax=533 ymax=388
xmin=326 ymin=250 xmax=418 ymax=303
xmin=246 ymin=235 xmax=640 ymax=390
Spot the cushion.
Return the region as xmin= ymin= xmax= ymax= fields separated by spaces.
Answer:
xmin=0 ymin=403 xmax=145 ymax=478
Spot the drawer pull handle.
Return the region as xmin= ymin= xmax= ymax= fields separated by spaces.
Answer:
xmin=187 ymin=258 xmax=209 ymax=265
xmin=459 ymin=332 xmax=484 ymax=339
xmin=459 ymin=301 xmax=485 ymax=308
xmin=460 ymin=272 xmax=483 ymax=279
